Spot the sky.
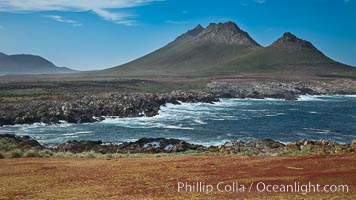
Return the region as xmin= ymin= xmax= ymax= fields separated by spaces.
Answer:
xmin=0 ymin=0 xmax=355 ymax=70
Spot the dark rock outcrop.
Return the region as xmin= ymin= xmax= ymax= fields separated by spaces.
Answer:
xmin=285 ymin=139 xmax=352 ymax=154
xmin=0 ymin=79 xmax=355 ymax=126
xmin=0 ymin=92 xmax=218 ymax=126
xmin=0 ymin=134 xmax=44 ymax=150
xmin=54 ymin=138 xmax=205 ymax=154
xmin=207 ymin=80 xmax=356 ymax=100
xmin=214 ymin=139 xmax=356 ymax=155
xmin=215 ymin=139 xmax=285 ymax=154
xmin=55 ymin=140 xmax=119 ymax=154
xmin=116 ymin=138 xmax=205 ymax=154
xmin=1 ymin=134 xmax=355 ymax=155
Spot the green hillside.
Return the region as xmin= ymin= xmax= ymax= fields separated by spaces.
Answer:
xmin=98 ymin=22 xmax=355 ymax=78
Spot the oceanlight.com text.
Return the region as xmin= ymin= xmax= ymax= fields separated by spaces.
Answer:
xmin=165 ymin=181 xmax=349 ymax=195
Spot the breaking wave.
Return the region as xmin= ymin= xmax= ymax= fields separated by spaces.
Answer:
xmin=1 ymin=96 xmax=355 ymax=145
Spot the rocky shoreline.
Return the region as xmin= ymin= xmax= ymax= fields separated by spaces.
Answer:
xmin=1 ymin=79 xmax=356 ymax=126
xmin=1 ymin=134 xmax=355 ymax=155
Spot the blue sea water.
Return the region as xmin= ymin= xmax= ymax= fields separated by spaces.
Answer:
xmin=1 ymin=95 xmax=355 ymax=146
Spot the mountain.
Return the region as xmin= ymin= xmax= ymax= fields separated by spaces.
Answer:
xmin=103 ymin=21 xmax=355 ymax=78
xmin=104 ymin=21 xmax=261 ymax=76
xmin=214 ymin=32 xmax=352 ymax=76
xmin=0 ymin=53 xmax=76 ymax=75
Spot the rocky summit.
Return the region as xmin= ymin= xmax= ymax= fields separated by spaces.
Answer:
xmin=271 ymin=32 xmax=320 ymax=53
xmin=194 ymin=21 xmax=260 ymax=46
xmin=174 ymin=21 xmax=260 ymax=46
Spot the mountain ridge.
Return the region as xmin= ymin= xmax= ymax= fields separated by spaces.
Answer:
xmin=174 ymin=24 xmax=204 ymax=42
xmin=105 ymin=21 xmax=262 ymax=76
xmin=0 ymin=52 xmax=76 ymax=75
xmin=102 ymin=21 xmax=355 ymax=78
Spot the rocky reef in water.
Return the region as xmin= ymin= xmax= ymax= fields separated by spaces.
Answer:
xmin=0 ymin=79 xmax=355 ymax=126
xmin=1 ymin=134 xmax=355 ymax=155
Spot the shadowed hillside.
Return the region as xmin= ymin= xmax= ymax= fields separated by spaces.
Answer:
xmin=103 ymin=22 xmax=262 ymax=76
xmin=0 ymin=53 xmax=76 ymax=75
xmin=209 ymin=32 xmax=353 ymax=77
xmin=102 ymin=21 xmax=355 ymax=78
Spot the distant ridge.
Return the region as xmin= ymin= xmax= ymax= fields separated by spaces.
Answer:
xmin=105 ymin=21 xmax=355 ymax=78
xmin=0 ymin=52 xmax=76 ymax=75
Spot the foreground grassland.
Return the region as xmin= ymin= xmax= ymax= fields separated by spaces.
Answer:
xmin=0 ymin=154 xmax=355 ymax=199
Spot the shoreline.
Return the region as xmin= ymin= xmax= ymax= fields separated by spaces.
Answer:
xmin=1 ymin=134 xmax=355 ymax=157
xmin=1 ymin=93 xmax=356 ymax=127
xmin=1 ymin=79 xmax=356 ymax=126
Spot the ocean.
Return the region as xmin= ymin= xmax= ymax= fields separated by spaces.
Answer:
xmin=1 ymin=95 xmax=355 ymax=146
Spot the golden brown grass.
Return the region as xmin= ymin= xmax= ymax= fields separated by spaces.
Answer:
xmin=0 ymin=154 xmax=355 ymax=199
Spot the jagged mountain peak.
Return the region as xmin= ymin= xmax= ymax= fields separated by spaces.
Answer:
xmin=174 ymin=21 xmax=260 ymax=47
xmin=174 ymin=24 xmax=204 ymax=42
xmin=205 ymin=21 xmax=242 ymax=33
xmin=192 ymin=24 xmax=204 ymax=32
xmin=272 ymin=32 xmax=318 ymax=51
xmin=197 ymin=21 xmax=260 ymax=46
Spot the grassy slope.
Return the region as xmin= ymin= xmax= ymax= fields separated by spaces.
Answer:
xmin=199 ymin=47 xmax=350 ymax=76
xmin=102 ymin=38 xmax=259 ymax=77
xmin=99 ymin=43 xmax=356 ymax=78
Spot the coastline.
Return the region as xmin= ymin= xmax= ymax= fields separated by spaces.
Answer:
xmin=1 ymin=134 xmax=355 ymax=157
xmin=1 ymin=79 xmax=356 ymax=126
xmin=1 ymin=94 xmax=356 ymax=147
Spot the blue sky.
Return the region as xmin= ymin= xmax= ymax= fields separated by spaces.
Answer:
xmin=0 ymin=0 xmax=355 ymax=70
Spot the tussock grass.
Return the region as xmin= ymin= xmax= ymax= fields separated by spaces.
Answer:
xmin=24 ymin=150 xmax=39 ymax=157
xmin=52 ymin=152 xmax=75 ymax=158
xmin=38 ymin=150 xmax=55 ymax=157
xmin=10 ymin=149 xmax=23 ymax=158
xmin=0 ymin=147 xmax=324 ymax=159
xmin=0 ymin=139 xmax=17 ymax=151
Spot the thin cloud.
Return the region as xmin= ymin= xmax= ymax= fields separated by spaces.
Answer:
xmin=92 ymin=9 xmax=136 ymax=26
xmin=0 ymin=0 xmax=162 ymax=25
xmin=165 ymin=20 xmax=189 ymax=25
xmin=46 ymin=15 xmax=82 ymax=27
xmin=254 ymin=0 xmax=266 ymax=4
xmin=240 ymin=0 xmax=265 ymax=6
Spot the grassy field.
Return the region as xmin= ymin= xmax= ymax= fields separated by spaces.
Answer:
xmin=0 ymin=154 xmax=355 ymax=199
